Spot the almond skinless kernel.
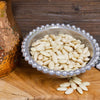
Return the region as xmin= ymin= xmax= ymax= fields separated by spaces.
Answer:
xmin=48 ymin=61 xmax=54 ymax=69
xmin=72 ymin=76 xmax=82 ymax=82
xmin=57 ymin=76 xmax=90 ymax=95
xmin=37 ymin=61 xmax=43 ymax=65
xmin=57 ymin=87 xmax=67 ymax=91
xmin=77 ymin=87 xmax=83 ymax=94
xmin=38 ymin=55 xmax=43 ymax=60
xmin=43 ymin=60 xmax=51 ymax=65
xmin=79 ymin=84 xmax=88 ymax=91
xmin=30 ymin=51 xmax=34 ymax=56
xmin=70 ymin=81 xmax=77 ymax=90
xmin=82 ymin=82 xmax=90 ymax=86
xmin=50 ymin=34 xmax=56 ymax=40
xmin=35 ymin=45 xmax=45 ymax=51
xmin=34 ymin=52 xmax=39 ymax=61
xmin=56 ymin=50 xmax=62 ymax=55
xmin=30 ymin=47 xmax=36 ymax=52
xmin=83 ymin=47 xmax=89 ymax=54
xmin=54 ymin=64 xmax=62 ymax=70
xmin=42 ymin=57 xmax=48 ymax=62
xmin=81 ymin=62 xmax=87 ymax=67
xmin=30 ymin=34 xmax=90 ymax=71
xmin=62 ymin=49 xmax=68 ymax=56
xmin=73 ymin=52 xmax=79 ymax=58
xmin=86 ymin=51 xmax=90 ymax=56
xmin=32 ymin=42 xmax=40 ymax=46
xmin=64 ymin=46 xmax=73 ymax=52
xmin=65 ymin=88 xmax=74 ymax=94
xmin=73 ymin=79 xmax=82 ymax=85
xmin=58 ymin=60 xmax=67 ymax=64
xmin=76 ymin=48 xmax=82 ymax=54
xmin=60 ymin=82 xmax=70 ymax=87
xmin=51 ymin=52 xmax=58 ymax=63
xmin=84 ymin=58 xmax=90 ymax=61
xmin=40 ymin=51 xmax=50 ymax=57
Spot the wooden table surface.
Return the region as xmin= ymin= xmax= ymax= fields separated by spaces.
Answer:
xmin=0 ymin=0 xmax=100 ymax=100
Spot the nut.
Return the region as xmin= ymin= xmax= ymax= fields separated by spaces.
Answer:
xmin=30 ymin=34 xmax=90 ymax=71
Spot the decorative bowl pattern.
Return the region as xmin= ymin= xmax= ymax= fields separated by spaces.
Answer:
xmin=21 ymin=24 xmax=100 ymax=78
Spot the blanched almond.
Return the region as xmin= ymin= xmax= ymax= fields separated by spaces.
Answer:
xmin=79 ymin=84 xmax=88 ymax=91
xmin=58 ymin=60 xmax=67 ymax=64
xmin=81 ymin=62 xmax=87 ymax=67
xmin=77 ymin=59 xmax=83 ymax=64
xmin=73 ymin=79 xmax=81 ymax=85
xmin=86 ymin=51 xmax=90 ymax=56
xmin=60 ymin=82 xmax=70 ymax=87
xmin=40 ymin=51 xmax=50 ymax=57
xmin=34 ymin=52 xmax=39 ymax=61
xmin=68 ymin=64 xmax=74 ymax=69
xmin=76 ymin=48 xmax=82 ymax=54
xmin=32 ymin=42 xmax=40 ymax=46
xmin=57 ymin=87 xmax=67 ymax=91
xmin=80 ymin=44 xmax=85 ymax=49
xmin=83 ymin=47 xmax=88 ymax=54
xmin=84 ymin=58 xmax=90 ymax=61
xmin=42 ymin=57 xmax=48 ymax=62
xmin=48 ymin=61 xmax=54 ymax=69
xmin=64 ymin=46 xmax=73 ymax=52
xmin=82 ymin=82 xmax=90 ymax=86
xmin=38 ymin=55 xmax=43 ymax=60
xmin=43 ymin=60 xmax=51 ymax=65
xmin=73 ymin=76 xmax=82 ymax=82
xmin=45 ymin=42 xmax=50 ymax=47
xmin=51 ymin=52 xmax=58 ymax=63
xmin=37 ymin=61 xmax=43 ymax=65
xmin=50 ymin=34 xmax=56 ymax=40
xmin=72 ymin=57 xmax=77 ymax=62
xmin=30 ymin=34 xmax=90 ymax=72
xmin=77 ymin=87 xmax=83 ymax=94
xmin=30 ymin=51 xmax=34 ymax=56
xmin=62 ymin=49 xmax=68 ymax=56
xmin=56 ymin=50 xmax=62 ymax=55
xmin=73 ymin=52 xmax=79 ymax=58
xmin=70 ymin=82 xmax=77 ymax=90
xmin=62 ymin=64 xmax=68 ymax=69
xmin=65 ymin=88 xmax=74 ymax=94
xmin=30 ymin=48 xmax=36 ymax=52
xmin=57 ymin=55 xmax=66 ymax=60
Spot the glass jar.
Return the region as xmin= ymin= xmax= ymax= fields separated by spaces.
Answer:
xmin=0 ymin=1 xmax=20 ymax=77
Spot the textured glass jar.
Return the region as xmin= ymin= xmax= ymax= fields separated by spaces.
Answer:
xmin=0 ymin=1 xmax=20 ymax=77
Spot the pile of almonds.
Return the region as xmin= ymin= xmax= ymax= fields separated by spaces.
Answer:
xmin=57 ymin=76 xmax=90 ymax=94
xmin=30 ymin=34 xmax=90 ymax=71
xmin=30 ymin=34 xmax=91 ymax=95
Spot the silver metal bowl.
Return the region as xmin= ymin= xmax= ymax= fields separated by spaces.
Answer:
xmin=21 ymin=24 xmax=100 ymax=78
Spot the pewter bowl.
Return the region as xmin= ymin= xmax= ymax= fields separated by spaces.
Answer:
xmin=21 ymin=24 xmax=100 ymax=78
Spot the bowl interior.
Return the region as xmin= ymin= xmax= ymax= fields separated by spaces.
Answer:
xmin=22 ymin=25 xmax=98 ymax=77
xmin=28 ymin=28 xmax=94 ymax=59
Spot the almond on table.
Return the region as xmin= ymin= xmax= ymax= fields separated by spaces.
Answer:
xmin=57 ymin=87 xmax=67 ymax=91
xmin=65 ymin=88 xmax=74 ymax=95
xmin=77 ymin=87 xmax=83 ymax=94
xmin=57 ymin=76 xmax=90 ymax=95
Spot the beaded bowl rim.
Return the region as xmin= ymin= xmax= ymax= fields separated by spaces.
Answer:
xmin=21 ymin=23 xmax=100 ymax=77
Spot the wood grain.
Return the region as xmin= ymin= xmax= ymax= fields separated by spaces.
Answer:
xmin=12 ymin=0 xmax=100 ymax=45
xmin=0 ymin=60 xmax=100 ymax=100
xmin=0 ymin=0 xmax=100 ymax=100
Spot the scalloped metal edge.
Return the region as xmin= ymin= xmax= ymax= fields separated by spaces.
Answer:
xmin=21 ymin=23 xmax=100 ymax=78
